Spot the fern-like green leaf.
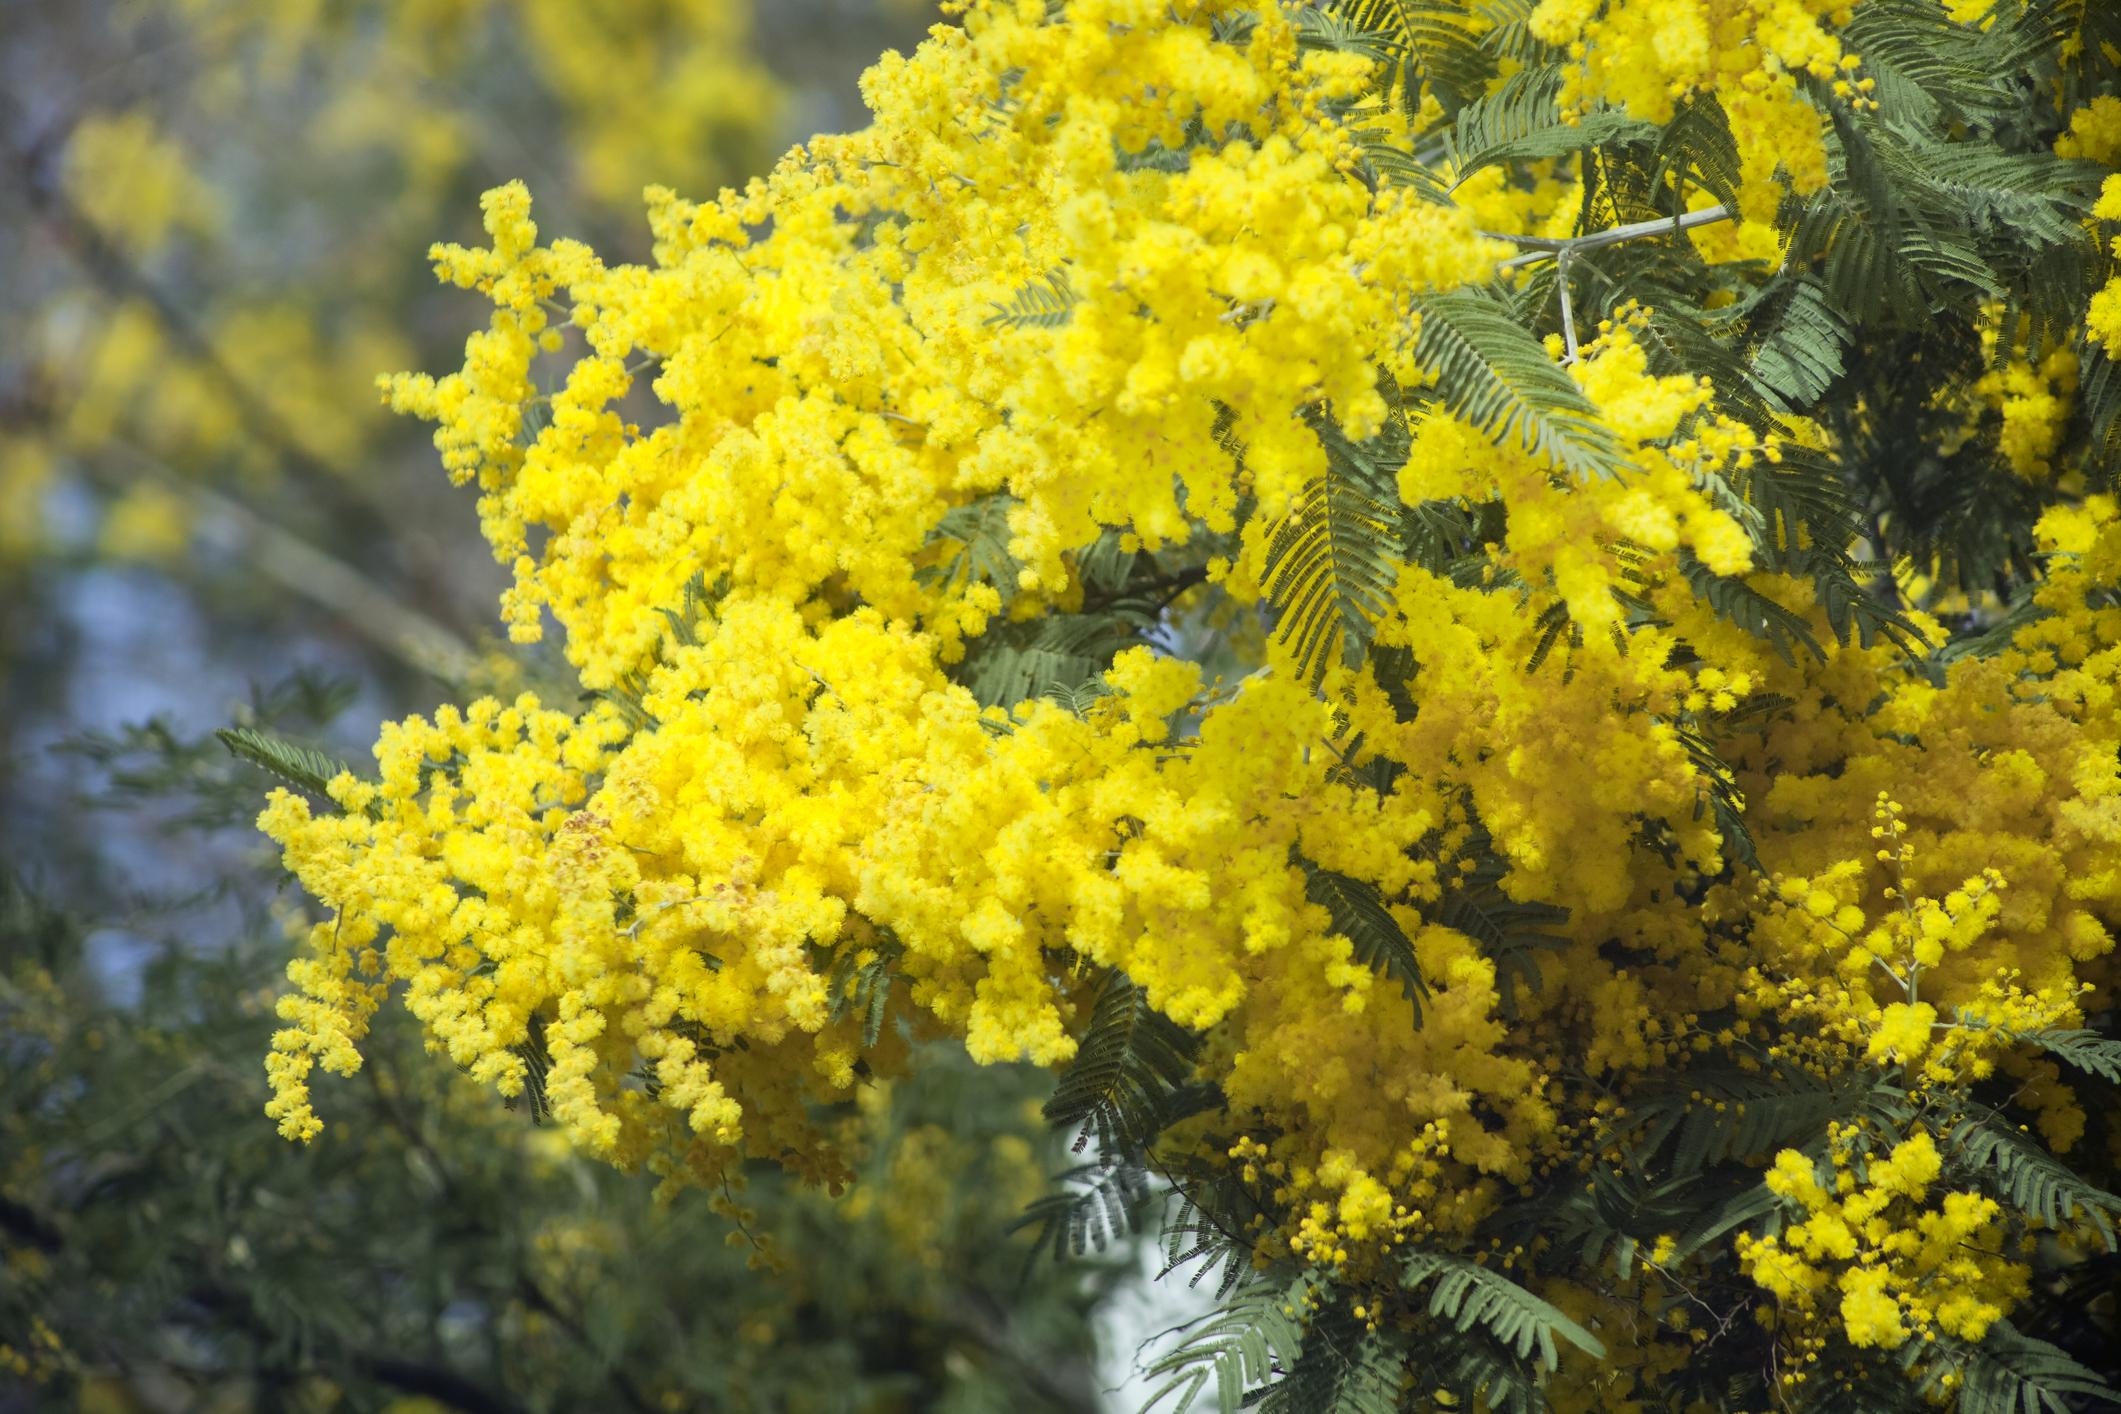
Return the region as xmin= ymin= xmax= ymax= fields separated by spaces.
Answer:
xmin=985 ymin=268 xmax=1078 ymax=330
xmin=826 ymin=931 xmax=905 ymax=1048
xmin=1160 ymin=1190 xmax=1253 ymax=1300
xmin=1844 ymin=0 xmax=2022 ymax=128
xmin=1433 ymin=845 xmax=1568 ymax=1020
xmin=505 ymin=1016 xmax=555 ymax=1125
xmin=959 ymin=607 xmax=1148 ymax=710
xmin=1489 ymin=1163 xmax=1761 ymax=1279
xmin=2015 ymin=1027 xmax=2121 ymax=1085
xmin=1627 ymin=1063 xmax=1892 ymax=1177
xmin=1950 ymin=1109 xmax=2121 ymax=1252
xmin=1880 ymin=129 xmax=2099 ymax=252
xmin=1296 ymin=6 xmax=1400 ymax=63
xmin=1045 ymin=971 xmax=1206 ymax=1157
xmin=1446 ymin=69 xmax=1653 ymax=184
xmin=920 ymin=493 xmax=1021 ymax=599
xmin=1410 ymin=290 xmax=1625 ymax=480
xmin=1737 ymin=274 xmax=1853 ymax=409
xmin=1935 ymin=1320 xmax=2121 ymax=1412
xmin=1400 ymin=1252 xmax=1607 ymax=1370
xmin=1012 ymin=1158 xmax=1157 ymax=1265
xmin=1141 ymin=1276 xmax=1311 ymax=1414
xmin=1297 ymin=855 xmax=1427 ymax=1024
xmin=1341 ymin=110 xmax=1454 ymax=203
xmin=1652 ymin=94 xmax=1742 ymax=211
xmin=1678 ymin=556 xmax=1826 ymax=667
xmin=216 ymin=726 xmax=374 ymax=818
xmin=1416 ymin=1329 xmax=1546 ymax=1414
xmin=1262 ymin=416 xmax=1407 ymax=687
xmin=1254 ymin=1305 xmax=1408 ymax=1414
xmin=1670 ymin=718 xmax=1759 ymax=872
xmin=1674 ymin=1178 xmax=1783 ymax=1260
xmin=2082 ymin=341 xmax=2121 ymax=487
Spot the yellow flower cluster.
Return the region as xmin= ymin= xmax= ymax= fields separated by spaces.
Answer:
xmin=2071 ymin=100 xmax=2121 ymax=359
xmin=251 ymin=0 xmax=2121 ymax=1395
xmin=1741 ymin=1127 xmax=2029 ymax=1353
xmin=380 ymin=5 xmax=1506 ymax=684
xmin=1529 ymin=0 xmax=1870 ymax=218
xmin=2087 ymin=175 xmax=2121 ymax=357
xmin=1963 ymin=305 xmax=2080 ymax=483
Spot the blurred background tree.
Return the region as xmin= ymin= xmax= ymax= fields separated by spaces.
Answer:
xmin=0 ymin=3 xmax=1146 ymax=1410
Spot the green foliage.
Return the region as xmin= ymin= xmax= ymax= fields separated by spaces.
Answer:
xmin=1628 ymin=1063 xmax=1897 ymax=1175
xmin=1259 ymin=390 xmax=1496 ymax=688
xmin=1296 ymin=853 xmax=1428 ymax=1024
xmin=923 ymin=493 xmax=1025 ymax=601
xmin=1937 ymin=1320 xmax=2121 ymax=1413
xmin=1013 ymin=1158 xmax=1158 ymax=1265
xmin=986 ymin=268 xmax=1080 ymax=330
xmin=1139 ymin=1276 xmax=1311 ymax=1414
xmin=1445 ymin=70 xmax=1656 ymax=186
xmin=1044 ymin=970 xmax=1207 ymax=1158
xmin=1676 ymin=439 xmax=1927 ymax=664
xmin=1399 ymin=1253 xmax=1607 ymax=1370
xmin=1950 ymin=1109 xmax=2121 ymax=1253
xmin=1263 ymin=412 xmax=1409 ymax=686
xmin=937 ymin=506 xmax=1199 ymax=713
xmin=1669 ymin=714 xmax=1762 ymax=871
xmin=826 ymin=929 xmax=908 ymax=1048
xmin=1250 ymin=1306 xmax=1407 ymax=1414
xmin=1653 ymin=94 xmax=1743 ymax=212
xmin=1408 ymin=289 xmax=1625 ymax=479
xmin=1323 ymin=0 xmax=1512 ymax=116
xmin=2018 ymin=1027 xmax=2121 ymax=1086
xmin=1843 ymin=0 xmax=2021 ymax=129
xmin=959 ymin=606 xmax=1153 ymax=709
xmin=214 ymin=725 xmax=367 ymax=813
xmin=655 ymin=567 xmax=732 ymax=648
xmin=1432 ymin=828 xmax=1569 ymax=1020
xmin=1735 ymin=273 xmax=1852 ymax=409
xmin=1131 ymin=1248 xmax=1609 ymax=1414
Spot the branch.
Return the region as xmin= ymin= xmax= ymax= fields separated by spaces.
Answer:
xmin=3 ymin=116 xmax=396 ymax=543
xmin=2 ymin=97 xmax=484 ymax=676
xmin=1479 ymin=204 xmax=1735 ymax=366
xmin=102 ymin=439 xmax=478 ymax=682
xmin=1486 ymin=203 xmax=1736 ymax=270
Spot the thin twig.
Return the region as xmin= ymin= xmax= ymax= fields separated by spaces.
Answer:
xmin=1486 ymin=203 xmax=1736 ymax=271
xmin=1556 ymin=249 xmax=1580 ymax=364
xmin=1481 ymin=204 xmax=1736 ymax=367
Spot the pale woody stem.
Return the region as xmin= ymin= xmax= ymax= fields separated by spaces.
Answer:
xmin=1483 ymin=203 xmax=1737 ymax=365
